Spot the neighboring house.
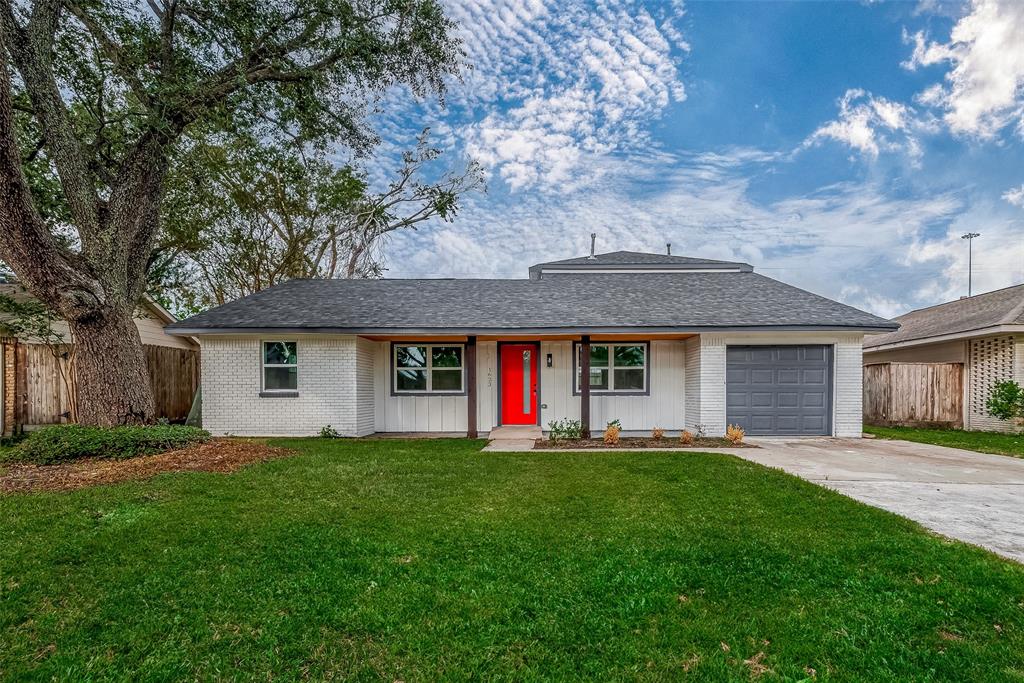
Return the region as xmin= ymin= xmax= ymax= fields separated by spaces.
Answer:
xmin=166 ymin=250 xmax=896 ymax=438
xmin=0 ymin=283 xmax=199 ymax=434
xmin=863 ymin=284 xmax=1024 ymax=431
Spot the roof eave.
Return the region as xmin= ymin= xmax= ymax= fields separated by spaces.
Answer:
xmin=167 ymin=323 xmax=895 ymax=336
xmin=864 ymin=324 xmax=1024 ymax=352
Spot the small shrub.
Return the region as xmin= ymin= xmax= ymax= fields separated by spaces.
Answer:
xmin=651 ymin=427 xmax=665 ymax=441
xmin=679 ymin=429 xmax=694 ymax=446
xmin=15 ymin=424 xmax=210 ymax=465
xmin=547 ymin=418 xmax=583 ymax=441
xmin=986 ymin=380 xmax=1024 ymax=422
xmin=319 ymin=425 xmax=341 ymax=439
xmin=725 ymin=424 xmax=745 ymax=445
xmin=603 ymin=420 xmax=621 ymax=445
xmin=693 ymin=423 xmax=707 ymax=438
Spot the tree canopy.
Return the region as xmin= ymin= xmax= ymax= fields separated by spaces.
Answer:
xmin=0 ymin=0 xmax=465 ymax=424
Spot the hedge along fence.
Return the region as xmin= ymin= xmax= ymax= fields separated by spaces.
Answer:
xmin=8 ymin=342 xmax=200 ymax=430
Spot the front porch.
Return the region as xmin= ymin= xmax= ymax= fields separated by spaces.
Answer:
xmin=364 ymin=334 xmax=696 ymax=439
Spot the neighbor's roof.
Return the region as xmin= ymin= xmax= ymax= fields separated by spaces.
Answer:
xmin=529 ymin=250 xmax=752 ymax=274
xmin=864 ymin=283 xmax=1024 ymax=349
xmin=167 ymin=272 xmax=896 ymax=334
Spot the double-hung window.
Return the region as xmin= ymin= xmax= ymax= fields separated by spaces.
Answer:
xmin=574 ymin=342 xmax=648 ymax=394
xmin=394 ymin=344 xmax=465 ymax=394
xmin=262 ymin=341 xmax=298 ymax=392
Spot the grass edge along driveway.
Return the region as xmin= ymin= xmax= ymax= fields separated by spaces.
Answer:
xmin=2 ymin=437 xmax=1023 ymax=681
xmin=865 ymin=424 xmax=1024 ymax=459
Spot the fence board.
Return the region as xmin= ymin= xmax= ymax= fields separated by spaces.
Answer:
xmin=16 ymin=343 xmax=199 ymax=427
xmin=863 ymin=362 xmax=963 ymax=428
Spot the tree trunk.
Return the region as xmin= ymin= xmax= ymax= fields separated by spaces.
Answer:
xmin=70 ymin=307 xmax=154 ymax=426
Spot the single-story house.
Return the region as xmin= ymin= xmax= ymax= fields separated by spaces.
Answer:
xmin=166 ymin=250 xmax=897 ymax=438
xmin=863 ymin=283 xmax=1024 ymax=432
xmin=0 ymin=282 xmax=199 ymax=434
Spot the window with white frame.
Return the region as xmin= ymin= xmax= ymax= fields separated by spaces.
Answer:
xmin=574 ymin=343 xmax=648 ymax=394
xmin=393 ymin=344 xmax=465 ymax=394
xmin=262 ymin=341 xmax=297 ymax=392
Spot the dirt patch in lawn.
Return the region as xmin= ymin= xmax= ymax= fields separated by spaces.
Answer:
xmin=533 ymin=437 xmax=756 ymax=449
xmin=0 ymin=439 xmax=294 ymax=494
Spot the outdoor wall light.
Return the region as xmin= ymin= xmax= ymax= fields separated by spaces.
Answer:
xmin=546 ymin=353 xmax=553 ymax=368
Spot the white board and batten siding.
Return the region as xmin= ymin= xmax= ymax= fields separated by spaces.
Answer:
xmin=540 ymin=340 xmax=687 ymax=432
xmin=372 ymin=340 xmax=498 ymax=434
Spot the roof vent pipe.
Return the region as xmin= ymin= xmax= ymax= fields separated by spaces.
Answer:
xmin=588 ymin=233 xmax=597 ymax=259
xmin=666 ymin=243 xmax=671 ymax=256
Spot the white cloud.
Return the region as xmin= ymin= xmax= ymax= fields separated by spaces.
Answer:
xmin=435 ymin=0 xmax=688 ymax=191
xmin=383 ymin=149 xmax=1000 ymax=318
xmin=1004 ymin=184 xmax=1024 ymax=207
xmin=803 ymin=89 xmax=927 ymax=161
xmin=903 ymin=0 xmax=1024 ymax=138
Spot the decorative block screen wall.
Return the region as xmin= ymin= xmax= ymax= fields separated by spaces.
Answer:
xmin=968 ymin=335 xmax=1016 ymax=432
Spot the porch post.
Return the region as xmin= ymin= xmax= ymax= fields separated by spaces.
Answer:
xmin=466 ymin=335 xmax=478 ymax=438
xmin=580 ymin=335 xmax=591 ymax=438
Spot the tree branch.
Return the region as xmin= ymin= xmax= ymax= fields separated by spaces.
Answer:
xmin=0 ymin=0 xmax=102 ymax=241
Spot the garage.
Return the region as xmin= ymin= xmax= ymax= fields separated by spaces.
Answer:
xmin=726 ymin=345 xmax=832 ymax=436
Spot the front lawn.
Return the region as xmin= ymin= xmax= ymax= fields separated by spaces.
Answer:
xmin=2 ymin=439 xmax=1023 ymax=681
xmin=865 ymin=425 xmax=1024 ymax=458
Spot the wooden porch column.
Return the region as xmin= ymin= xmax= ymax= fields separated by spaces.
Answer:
xmin=580 ymin=334 xmax=591 ymax=439
xmin=466 ymin=335 xmax=478 ymax=438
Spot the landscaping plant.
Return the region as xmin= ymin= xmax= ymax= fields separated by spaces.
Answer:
xmin=725 ymin=424 xmax=745 ymax=445
xmin=651 ymin=427 xmax=665 ymax=441
xmin=319 ymin=425 xmax=341 ymax=439
xmin=679 ymin=429 xmax=694 ymax=446
xmin=12 ymin=425 xmax=209 ymax=465
xmin=547 ymin=419 xmax=582 ymax=441
xmin=986 ymin=380 xmax=1024 ymax=426
xmin=603 ymin=420 xmax=621 ymax=446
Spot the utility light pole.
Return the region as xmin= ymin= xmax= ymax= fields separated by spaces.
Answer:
xmin=961 ymin=232 xmax=981 ymax=297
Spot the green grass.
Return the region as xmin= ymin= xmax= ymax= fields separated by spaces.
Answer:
xmin=865 ymin=425 xmax=1024 ymax=458
xmin=2 ymin=439 xmax=1023 ymax=681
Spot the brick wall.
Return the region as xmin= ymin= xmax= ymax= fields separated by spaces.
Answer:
xmin=966 ymin=335 xmax=1018 ymax=432
xmin=2 ymin=338 xmax=14 ymax=434
xmin=201 ymin=334 xmax=359 ymax=436
xmin=683 ymin=337 xmax=701 ymax=430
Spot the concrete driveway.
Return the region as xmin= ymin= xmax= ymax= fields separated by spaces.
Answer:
xmin=730 ymin=437 xmax=1024 ymax=563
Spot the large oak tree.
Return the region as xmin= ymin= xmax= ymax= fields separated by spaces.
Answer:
xmin=0 ymin=0 xmax=461 ymax=425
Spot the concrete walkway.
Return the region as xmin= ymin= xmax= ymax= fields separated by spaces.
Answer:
xmin=730 ymin=437 xmax=1024 ymax=563
xmin=484 ymin=425 xmax=542 ymax=452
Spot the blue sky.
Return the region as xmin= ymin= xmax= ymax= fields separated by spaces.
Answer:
xmin=373 ymin=0 xmax=1024 ymax=318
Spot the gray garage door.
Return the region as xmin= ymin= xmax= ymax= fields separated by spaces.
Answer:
xmin=726 ymin=345 xmax=832 ymax=436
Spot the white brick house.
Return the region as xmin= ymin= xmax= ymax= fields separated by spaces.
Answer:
xmin=169 ymin=251 xmax=895 ymax=438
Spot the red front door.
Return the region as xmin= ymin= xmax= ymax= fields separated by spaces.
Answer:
xmin=500 ymin=344 xmax=538 ymax=425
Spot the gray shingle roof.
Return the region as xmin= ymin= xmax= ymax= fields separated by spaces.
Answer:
xmin=532 ymin=250 xmax=750 ymax=268
xmin=168 ymin=272 xmax=896 ymax=334
xmin=864 ymin=283 xmax=1024 ymax=348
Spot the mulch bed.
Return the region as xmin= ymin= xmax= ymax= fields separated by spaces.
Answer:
xmin=533 ymin=437 xmax=756 ymax=449
xmin=0 ymin=439 xmax=294 ymax=494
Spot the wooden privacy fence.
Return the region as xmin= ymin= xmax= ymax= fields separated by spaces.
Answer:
xmin=863 ymin=362 xmax=963 ymax=428
xmin=15 ymin=343 xmax=199 ymax=427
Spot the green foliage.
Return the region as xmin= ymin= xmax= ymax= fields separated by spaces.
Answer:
xmin=319 ymin=425 xmax=341 ymax=439
xmin=0 ymin=291 xmax=67 ymax=346
xmin=546 ymin=418 xmax=582 ymax=441
xmin=606 ymin=418 xmax=622 ymax=430
xmin=154 ymin=129 xmax=483 ymax=313
xmin=865 ymin=425 xmax=1024 ymax=458
xmin=2 ymin=438 xmax=1023 ymax=679
xmin=986 ymin=380 xmax=1024 ymax=421
xmin=13 ymin=425 xmax=210 ymax=465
